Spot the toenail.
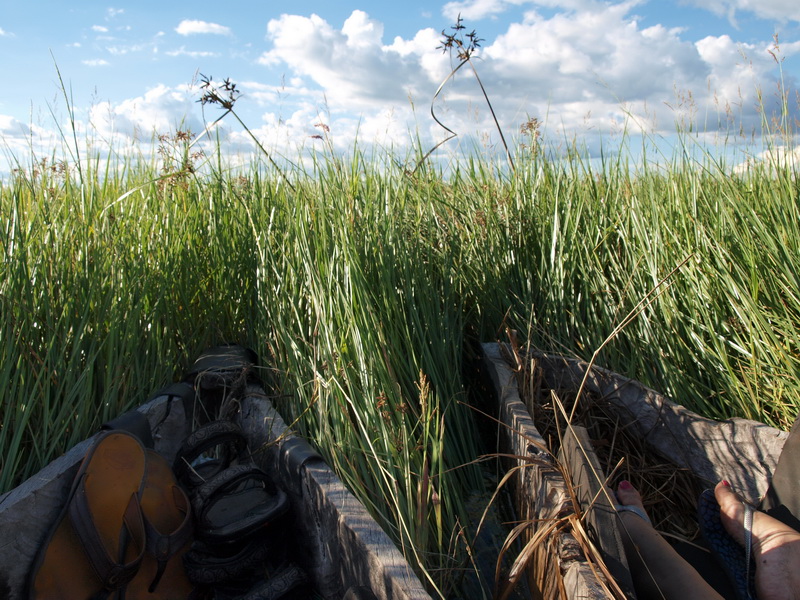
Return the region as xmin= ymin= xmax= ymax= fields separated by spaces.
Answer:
xmin=619 ymin=480 xmax=632 ymax=490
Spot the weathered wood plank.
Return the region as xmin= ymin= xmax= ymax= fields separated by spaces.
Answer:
xmin=238 ymin=388 xmax=432 ymax=600
xmin=559 ymin=425 xmax=636 ymax=599
xmin=482 ymin=342 xmax=612 ymax=600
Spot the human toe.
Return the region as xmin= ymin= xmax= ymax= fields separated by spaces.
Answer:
xmin=616 ymin=480 xmax=645 ymax=509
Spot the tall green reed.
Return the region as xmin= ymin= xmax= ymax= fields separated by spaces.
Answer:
xmin=2 ymin=84 xmax=799 ymax=599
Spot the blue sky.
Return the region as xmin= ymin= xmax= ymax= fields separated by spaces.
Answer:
xmin=1 ymin=0 xmax=799 ymax=175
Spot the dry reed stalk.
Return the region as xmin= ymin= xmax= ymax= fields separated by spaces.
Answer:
xmin=516 ymin=353 xmax=704 ymax=544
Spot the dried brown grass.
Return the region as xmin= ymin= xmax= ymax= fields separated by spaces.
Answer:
xmin=516 ymin=353 xmax=705 ymax=545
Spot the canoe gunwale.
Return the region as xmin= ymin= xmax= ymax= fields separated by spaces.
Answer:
xmin=481 ymin=342 xmax=789 ymax=599
xmin=0 ymin=383 xmax=431 ymax=600
xmin=481 ymin=343 xmax=616 ymax=599
xmin=521 ymin=347 xmax=788 ymax=504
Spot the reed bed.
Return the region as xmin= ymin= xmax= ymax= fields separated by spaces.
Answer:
xmin=1 ymin=122 xmax=798 ymax=596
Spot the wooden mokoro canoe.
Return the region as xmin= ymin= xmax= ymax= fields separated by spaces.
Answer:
xmin=481 ymin=342 xmax=790 ymax=599
xmin=0 ymin=346 xmax=432 ymax=600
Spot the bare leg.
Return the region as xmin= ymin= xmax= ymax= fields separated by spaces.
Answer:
xmin=615 ymin=481 xmax=723 ymax=600
xmin=716 ymin=481 xmax=800 ymax=600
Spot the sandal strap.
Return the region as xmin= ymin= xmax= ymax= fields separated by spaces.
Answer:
xmin=173 ymin=420 xmax=248 ymax=489
xmin=743 ymin=502 xmax=755 ymax=599
xmin=192 ymin=464 xmax=271 ymax=513
xmin=143 ymin=485 xmax=193 ymax=592
xmin=183 ymin=536 xmax=275 ymax=585
xmin=614 ymin=504 xmax=652 ymax=525
xmin=69 ymin=484 xmax=145 ymax=590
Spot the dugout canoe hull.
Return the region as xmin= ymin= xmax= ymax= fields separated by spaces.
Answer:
xmin=481 ymin=342 xmax=789 ymax=599
xmin=0 ymin=349 xmax=431 ymax=600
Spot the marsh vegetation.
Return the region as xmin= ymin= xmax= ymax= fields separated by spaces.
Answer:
xmin=2 ymin=37 xmax=799 ymax=595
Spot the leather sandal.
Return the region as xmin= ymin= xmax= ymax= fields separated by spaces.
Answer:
xmin=125 ymin=450 xmax=196 ymax=599
xmin=182 ymin=536 xmax=275 ymax=586
xmin=27 ymin=431 xmax=148 ymax=599
xmin=173 ymin=420 xmax=288 ymax=544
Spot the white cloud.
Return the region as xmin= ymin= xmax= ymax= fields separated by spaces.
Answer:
xmin=341 ymin=9 xmax=384 ymax=48
xmin=83 ymin=59 xmax=110 ymax=67
xmin=483 ymin=4 xmax=704 ymax=102
xmin=734 ymin=145 xmax=800 ymax=172
xmin=92 ymin=25 xmax=109 ymax=33
xmin=682 ymin=0 xmax=800 ymax=24
xmin=0 ymin=27 xmax=10 ymax=36
xmin=166 ymin=46 xmax=218 ymax=58
xmin=259 ymin=11 xmax=447 ymax=110
xmin=88 ymin=84 xmax=203 ymax=140
xmin=256 ymin=5 xmax=794 ymax=155
xmin=0 ymin=115 xmax=31 ymax=137
xmin=105 ymin=43 xmax=149 ymax=55
xmin=107 ymin=8 xmax=125 ymax=19
xmin=441 ymin=0 xmax=609 ymax=20
xmin=175 ymin=20 xmax=232 ymax=36
xmin=0 ymin=116 xmax=59 ymax=175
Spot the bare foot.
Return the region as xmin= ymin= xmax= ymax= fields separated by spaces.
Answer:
xmin=716 ymin=481 xmax=800 ymax=600
xmin=615 ymin=479 xmax=646 ymax=515
xmin=615 ymin=480 xmax=723 ymax=600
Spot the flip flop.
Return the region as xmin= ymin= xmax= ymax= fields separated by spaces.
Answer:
xmin=614 ymin=503 xmax=652 ymax=525
xmin=173 ymin=420 xmax=247 ymax=490
xmin=697 ymin=488 xmax=757 ymax=600
xmin=28 ymin=431 xmax=148 ymax=599
xmin=125 ymin=450 xmax=195 ymax=599
xmin=191 ymin=464 xmax=288 ymax=544
xmin=173 ymin=420 xmax=288 ymax=545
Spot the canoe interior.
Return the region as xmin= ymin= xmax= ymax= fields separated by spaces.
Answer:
xmin=481 ymin=342 xmax=789 ymax=600
xmin=481 ymin=343 xmax=619 ymax=599
xmin=520 ymin=345 xmax=787 ymax=502
xmin=0 ymin=382 xmax=431 ymax=600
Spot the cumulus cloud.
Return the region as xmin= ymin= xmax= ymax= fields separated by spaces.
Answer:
xmin=92 ymin=25 xmax=109 ymax=33
xmin=88 ymin=84 xmax=203 ymax=140
xmin=257 ymin=5 xmax=795 ymax=152
xmin=482 ymin=5 xmax=706 ymax=106
xmin=0 ymin=27 xmax=11 ymax=36
xmin=259 ymin=11 xmax=447 ymax=110
xmin=0 ymin=116 xmax=60 ymax=174
xmin=83 ymin=59 xmax=110 ymax=67
xmin=734 ymin=145 xmax=800 ymax=172
xmin=0 ymin=115 xmax=31 ymax=137
xmin=175 ymin=20 xmax=232 ymax=36
xmin=682 ymin=0 xmax=800 ymax=24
